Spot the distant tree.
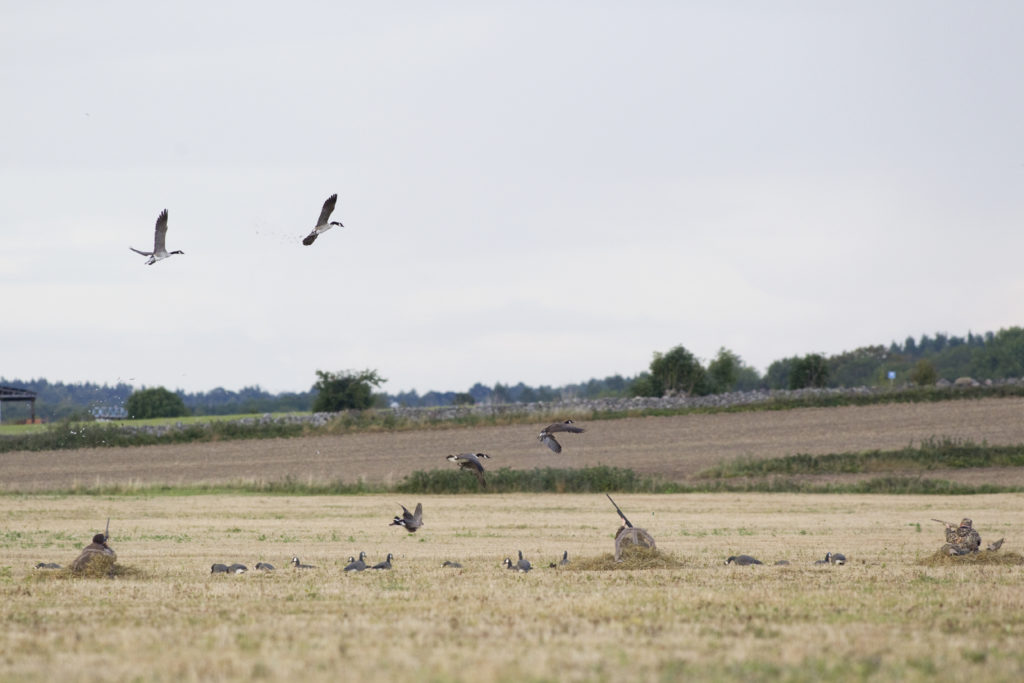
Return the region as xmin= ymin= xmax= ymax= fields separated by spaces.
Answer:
xmin=765 ymin=357 xmax=797 ymax=390
xmin=125 ymin=387 xmax=188 ymax=419
xmin=903 ymin=336 xmax=918 ymax=356
xmin=628 ymin=372 xmax=658 ymax=397
xmin=647 ymin=345 xmax=710 ymax=396
xmin=311 ymin=369 xmax=385 ymax=412
xmin=789 ymin=354 xmax=829 ymax=389
xmin=909 ymin=359 xmax=938 ymax=386
xmin=707 ymin=347 xmax=741 ymax=394
xmin=453 ymin=392 xmax=475 ymax=406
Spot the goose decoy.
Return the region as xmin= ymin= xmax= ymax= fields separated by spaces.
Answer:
xmin=446 ymin=453 xmax=490 ymax=487
xmin=211 ymin=563 xmax=230 ymax=574
xmin=301 ymin=194 xmax=344 ymax=246
xmin=725 ymin=555 xmax=762 ymax=566
xmin=34 ymin=562 xmax=61 ymax=570
xmin=549 ymin=550 xmax=569 ymax=568
xmin=390 ymin=503 xmax=424 ymax=533
xmin=344 ymin=551 xmax=367 ymax=572
xmin=829 ymin=552 xmax=847 ymax=565
xmin=254 ymin=562 xmax=275 ymax=571
xmin=987 ymin=538 xmax=1005 ymax=551
xmin=814 ymin=552 xmax=832 ymax=565
xmin=441 ymin=560 xmax=463 ymax=568
xmin=290 ymin=556 xmax=315 ymax=569
xmin=516 ymin=550 xmax=532 ymax=572
xmin=503 ymin=555 xmax=531 ymax=573
xmin=130 ymin=209 xmax=184 ymax=265
xmin=538 ymin=420 xmax=584 ymax=454
xmin=371 ymin=553 xmax=394 ymax=570
xmin=227 ymin=563 xmax=248 ymax=574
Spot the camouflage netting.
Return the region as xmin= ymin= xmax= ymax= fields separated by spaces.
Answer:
xmin=918 ymin=550 xmax=1024 ymax=567
xmin=570 ymin=546 xmax=685 ymax=571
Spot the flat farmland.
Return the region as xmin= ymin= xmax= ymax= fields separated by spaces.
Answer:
xmin=3 ymin=398 xmax=1024 ymax=491
xmin=2 ymin=493 xmax=1023 ymax=682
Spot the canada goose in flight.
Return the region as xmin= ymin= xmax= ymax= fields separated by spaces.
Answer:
xmin=549 ymin=550 xmax=569 ymax=568
xmin=447 ymin=453 xmax=490 ymax=487
xmin=228 ymin=563 xmax=248 ymax=574
xmin=290 ymin=556 xmax=315 ymax=569
xmin=301 ymin=194 xmax=344 ymax=246
xmin=344 ymin=551 xmax=367 ymax=572
xmin=538 ymin=420 xmax=584 ymax=453
xmin=371 ymin=553 xmax=394 ymax=570
xmin=725 ymin=555 xmax=762 ymax=566
xmin=390 ymin=503 xmax=424 ymax=533
xmin=130 ymin=209 xmax=184 ymax=265
xmin=441 ymin=560 xmax=463 ymax=568
xmin=211 ymin=563 xmax=230 ymax=573
xmin=254 ymin=562 xmax=275 ymax=571
xmin=34 ymin=562 xmax=61 ymax=570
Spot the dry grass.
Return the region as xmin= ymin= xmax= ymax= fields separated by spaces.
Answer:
xmin=3 ymin=492 xmax=1024 ymax=681
xmin=6 ymin=398 xmax=1024 ymax=491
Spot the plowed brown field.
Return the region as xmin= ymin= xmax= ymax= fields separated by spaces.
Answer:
xmin=4 ymin=398 xmax=1024 ymax=491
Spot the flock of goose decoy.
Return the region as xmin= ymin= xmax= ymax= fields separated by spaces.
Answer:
xmin=725 ymin=551 xmax=847 ymax=567
xmin=129 ymin=193 xmax=345 ymax=264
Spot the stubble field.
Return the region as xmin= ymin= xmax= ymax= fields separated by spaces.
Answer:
xmin=2 ymin=399 xmax=1024 ymax=681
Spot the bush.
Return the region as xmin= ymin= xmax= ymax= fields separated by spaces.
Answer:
xmin=125 ymin=388 xmax=188 ymax=419
xmin=311 ymin=369 xmax=385 ymax=412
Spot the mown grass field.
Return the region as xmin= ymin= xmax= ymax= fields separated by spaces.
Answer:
xmin=3 ymin=400 xmax=1024 ymax=681
xmin=2 ymin=493 xmax=1023 ymax=682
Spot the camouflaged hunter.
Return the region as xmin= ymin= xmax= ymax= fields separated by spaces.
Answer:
xmin=940 ymin=518 xmax=982 ymax=556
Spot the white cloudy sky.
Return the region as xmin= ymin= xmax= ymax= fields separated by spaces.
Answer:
xmin=2 ymin=2 xmax=1022 ymax=395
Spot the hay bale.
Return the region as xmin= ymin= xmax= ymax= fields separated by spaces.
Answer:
xmin=572 ymin=546 xmax=684 ymax=571
xmin=918 ymin=550 xmax=1024 ymax=567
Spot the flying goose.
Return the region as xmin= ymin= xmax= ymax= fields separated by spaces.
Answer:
xmin=210 ymin=563 xmax=230 ymax=574
xmin=371 ymin=553 xmax=394 ymax=570
xmin=130 ymin=209 xmax=183 ymax=265
xmin=446 ymin=453 xmax=490 ymax=487
xmin=290 ymin=556 xmax=315 ymax=569
xmin=301 ymin=194 xmax=344 ymax=246
xmin=344 ymin=551 xmax=367 ymax=572
xmin=390 ymin=502 xmax=424 ymax=533
xmin=538 ymin=420 xmax=584 ymax=454
xmin=254 ymin=562 xmax=275 ymax=571
xmin=725 ymin=555 xmax=763 ymax=566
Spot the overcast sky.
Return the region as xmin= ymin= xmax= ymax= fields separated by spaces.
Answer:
xmin=2 ymin=2 xmax=1022 ymax=396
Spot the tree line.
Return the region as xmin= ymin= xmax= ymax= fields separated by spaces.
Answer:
xmin=3 ymin=326 xmax=1022 ymax=421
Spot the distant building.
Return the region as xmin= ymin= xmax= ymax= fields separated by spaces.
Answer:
xmin=0 ymin=385 xmax=37 ymax=424
xmin=91 ymin=406 xmax=129 ymax=420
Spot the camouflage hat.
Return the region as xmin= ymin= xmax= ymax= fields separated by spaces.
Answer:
xmin=92 ymin=533 xmax=107 ymax=544
xmin=959 ymin=518 xmax=973 ymax=528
